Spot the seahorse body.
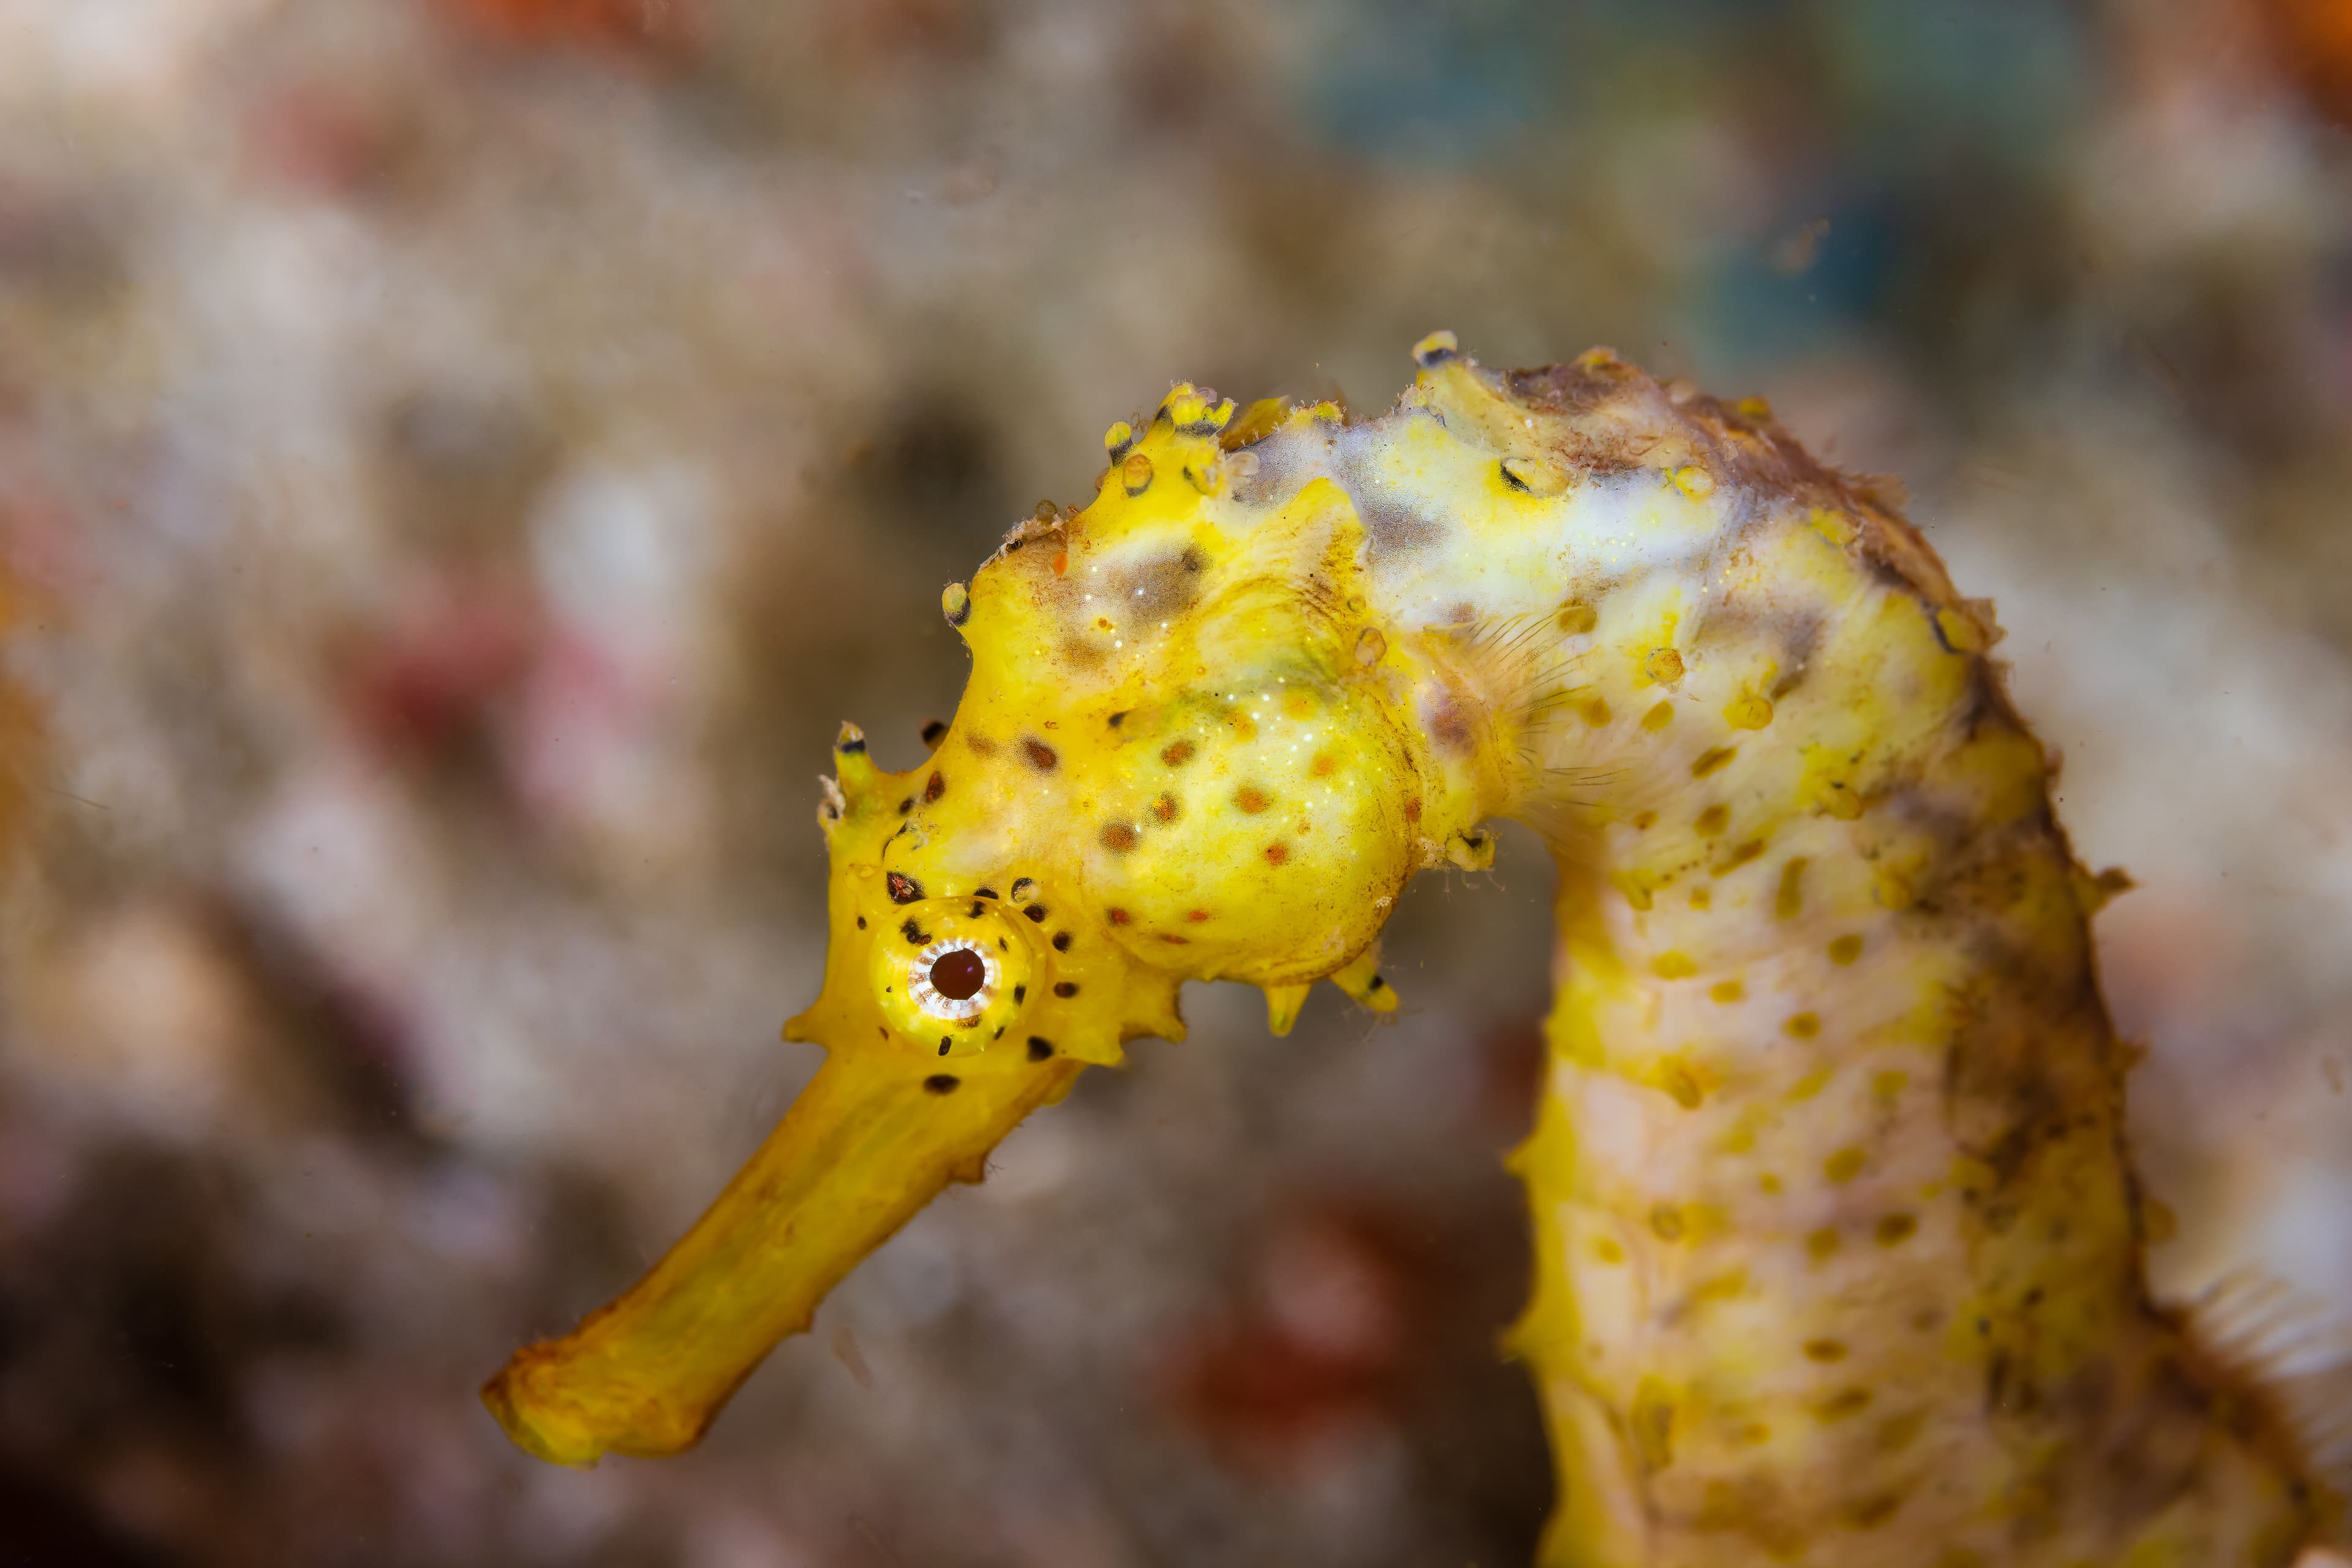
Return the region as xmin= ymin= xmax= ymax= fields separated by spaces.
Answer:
xmin=486 ymin=339 xmax=2339 ymax=1566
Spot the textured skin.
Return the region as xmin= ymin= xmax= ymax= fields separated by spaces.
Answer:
xmin=486 ymin=341 xmax=2339 ymax=1564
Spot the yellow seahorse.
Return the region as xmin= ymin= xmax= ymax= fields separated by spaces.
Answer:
xmin=484 ymin=339 xmax=2346 ymax=1566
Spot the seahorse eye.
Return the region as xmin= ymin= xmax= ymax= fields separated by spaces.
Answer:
xmin=929 ymin=947 xmax=987 ymax=1001
xmin=869 ymin=899 xmax=1043 ymax=1056
xmin=908 ymin=940 xmax=997 ymax=1020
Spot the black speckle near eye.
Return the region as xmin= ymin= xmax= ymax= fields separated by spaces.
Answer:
xmin=970 ymin=901 xmax=986 ymax=918
xmin=1024 ymin=905 xmax=1048 ymax=924
xmin=925 ymin=771 xmax=946 ymax=803
xmin=888 ymin=872 xmax=923 ymax=904
xmin=1108 ymin=710 xmax=1128 ymax=729
xmin=1052 ymin=932 xmax=1071 ymax=952
xmin=1010 ymin=877 xmax=1036 ymax=901
xmin=1027 ymin=1037 xmax=1054 ymax=1061
xmin=925 ymin=1074 xmax=960 ymax=1093
xmin=1368 ymin=974 xmax=1387 ymax=992
xmin=835 ymin=732 xmax=867 ymax=755
xmin=902 ymin=918 xmax=930 ymax=945
xmin=938 ymin=1038 xmax=952 ymax=1056
xmin=974 ymin=887 xmax=998 ymax=900
xmin=1012 ymin=984 xmax=1027 ymax=1004
xmin=898 ymin=797 xmax=914 ymax=815
xmin=920 ymin=719 xmax=948 ymax=748
xmin=1053 ymin=981 xmax=1077 ymax=998
xmin=856 ymin=916 xmax=867 ymax=929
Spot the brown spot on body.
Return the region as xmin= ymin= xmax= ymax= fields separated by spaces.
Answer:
xmin=1713 ymin=839 xmax=1766 ymax=876
xmin=924 ymin=1074 xmax=960 ymax=1095
xmin=1875 ymin=1213 xmax=1917 ymax=1246
xmin=1161 ymin=739 xmax=1195 ymax=767
xmin=1100 ymin=823 xmax=1139 ymax=853
xmin=924 ymin=771 xmax=946 ymax=802
xmin=1264 ymin=843 xmax=1289 ymax=865
xmin=887 ymin=872 xmax=924 ymax=903
xmin=1803 ymin=1339 xmax=1847 ymax=1363
xmin=1428 ymin=697 xmax=1476 ymax=755
xmin=1695 ymin=804 xmax=1729 ymax=836
xmin=1053 ymin=982 xmax=1078 ymax=998
xmin=1027 ymin=1037 xmax=1054 ymax=1061
xmin=1152 ymin=792 xmax=1179 ymax=823
xmin=1023 ymin=904 xmax=1049 ymax=923
xmin=1022 ymin=738 xmax=1058 ymax=771
xmin=1691 ymin=746 xmax=1736 ymax=778
xmin=1818 ymin=1388 xmax=1872 ymax=1421
xmin=1234 ymin=785 xmax=1270 ymax=813
xmin=1785 ymin=1012 xmax=1820 ymax=1038
xmin=1776 ymin=857 xmax=1808 ymax=919
xmin=901 ymin=918 xmax=930 ymax=946
xmin=1108 ymin=908 xmax=1131 ymax=925
xmin=1828 ymin=933 xmax=1864 ymax=965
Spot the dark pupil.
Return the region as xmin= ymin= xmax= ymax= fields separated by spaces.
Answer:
xmin=929 ymin=948 xmax=987 ymax=1001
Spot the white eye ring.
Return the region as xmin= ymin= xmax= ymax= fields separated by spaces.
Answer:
xmin=907 ymin=939 xmax=999 ymax=1022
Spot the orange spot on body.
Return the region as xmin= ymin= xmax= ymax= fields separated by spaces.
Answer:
xmin=1235 ymin=786 xmax=1270 ymax=813
xmin=1264 ymin=844 xmax=1289 ymax=865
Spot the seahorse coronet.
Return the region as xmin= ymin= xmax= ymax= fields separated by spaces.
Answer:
xmin=484 ymin=338 xmax=2344 ymax=1566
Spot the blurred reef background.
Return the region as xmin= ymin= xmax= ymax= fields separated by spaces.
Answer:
xmin=2 ymin=1 xmax=2350 ymax=1563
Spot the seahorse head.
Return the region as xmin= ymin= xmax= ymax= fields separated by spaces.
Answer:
xmin=793 ymin=385 xmax=1476 ymax=1077
xmin=481 ymin=379 xmax=1501 ymax=1469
